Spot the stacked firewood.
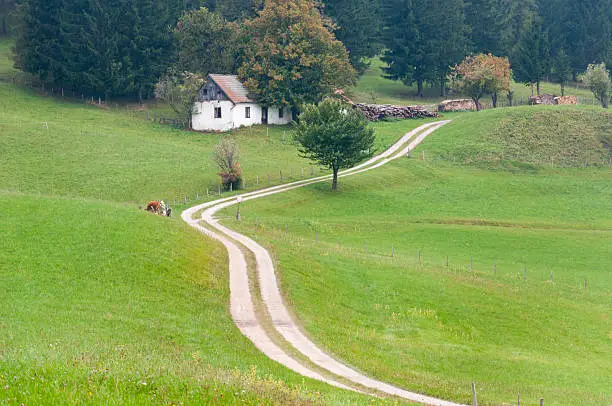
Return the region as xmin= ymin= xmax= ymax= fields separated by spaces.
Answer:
xmin=353 ymin=103 xmax=439 ymax=121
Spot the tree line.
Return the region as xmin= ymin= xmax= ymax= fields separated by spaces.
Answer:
xmin=8 ymin=0 xmax=612 ymax=103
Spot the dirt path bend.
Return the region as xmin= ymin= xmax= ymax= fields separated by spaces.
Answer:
xmin=182 ymin=121 xmax=464 ymax=406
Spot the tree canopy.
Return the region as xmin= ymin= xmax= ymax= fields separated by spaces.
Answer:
xmin=238 ymin=0 xmax=355 ymax=110
xmin=450 ymin=53 xmax=511 ymax=110
xmin=294 ymin=99 xmax=375 ymax=191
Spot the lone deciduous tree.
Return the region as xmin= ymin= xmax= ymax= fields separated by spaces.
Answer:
xmin=294 ymin=99 xmax=375 ymax=191
xmin=580 ymin=62 xmax=611 ymax=108
xmin=238 ymin=0 xmax=355 ymax=112
xmin=214 ymin=138 xmax=242 ymax=190
xmin=449 ymin=53 xmax=511 ymax=111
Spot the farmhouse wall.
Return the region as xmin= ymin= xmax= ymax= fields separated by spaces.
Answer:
xmin=193 ymin=100 xmax=234 ymax=131
xmin=268 ymin=106 xmax=292 ymax=125
xmin=233 ymin=103 xmax=263 ymax=128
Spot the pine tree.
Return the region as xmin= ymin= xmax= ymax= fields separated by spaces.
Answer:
xmin=380 ymin=0 xmax=429 ymax=97
xmin=13 ymin=0 xmax=65 ymax=87
xmin=174 ymin=7 xmax=238 ymax=76
xmin=466 ymin=0 xmax=514 ymax=56
xmin=512 ymin=21 xmax=550 ymax=95
xmin=381 ymin=0 xmax=469 ymax=97
xmin=552 ymin=48 xmax=571 ymax=96
xmin=322 ymin=0 xmax=383 ymax=73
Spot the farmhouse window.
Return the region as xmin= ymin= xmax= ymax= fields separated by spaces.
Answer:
xmin=214 ymin=107 xmax=222 ymax=119
xmin=245 ymin=106 xmax=251 ymax=118
xmin=202 ymin=88 xmax=208 ymax=96
xmin=279 ymin=108 xmax=284 ymax=118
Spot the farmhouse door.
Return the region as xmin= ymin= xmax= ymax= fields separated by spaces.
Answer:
xmin=262 ymin=107 xmax=268 ymax=124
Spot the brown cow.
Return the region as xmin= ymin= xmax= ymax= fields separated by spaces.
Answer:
xmin=146 ymin=200 xmax=162 ymax=213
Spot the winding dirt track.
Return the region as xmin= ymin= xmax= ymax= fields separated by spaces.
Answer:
xmin=182 ymin=121 xmax=465 ymax=405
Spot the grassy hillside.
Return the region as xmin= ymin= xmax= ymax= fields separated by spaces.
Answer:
xmin=0 ymin=37 xmax=391 ymax=404
xmin=350 ymin=58 xmax=596 ymax=106
xmin=219 ymin=106 xmax=612 ymax=405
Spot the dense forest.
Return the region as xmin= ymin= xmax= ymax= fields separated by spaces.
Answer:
xmin=3 ymin=0 xmax=611 ymax=101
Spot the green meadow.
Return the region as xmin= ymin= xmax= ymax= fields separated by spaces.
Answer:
xmin=220 ymin=106 xmax=612 ymax=405
xmin=2 ymin=32 xmax=611 ymax=405
xmin=0 ymin=37 xmax=388 ymax=404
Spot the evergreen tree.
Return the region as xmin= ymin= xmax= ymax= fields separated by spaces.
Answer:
xmin=420 ymin=0 xmax=470 ymax=97
xmin=512 ymin=21 xmax=550 ymax=95
xmin=0 ymin=0 xmax=17 ymax=35
xmin=322 ymin=0 xmax=383 ymax=73
xmin=552 ymin=48 xmax=571 ymax=96
xmin=13 ymin=0 xmax=65 ymax=87
xmin=174 ymin=7 xmax=238 ymax=76
xmin=466 ymin=0 xmax=514 ymax=56
xmin=381 ymin=0 xmax=469 ymax=97
xmin=380 ymin=0 xmax=429 ymax=96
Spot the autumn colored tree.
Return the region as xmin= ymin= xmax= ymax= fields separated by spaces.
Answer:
xmin=449 ymin=53 xmax=511 ymax=111
xmin=294 ymin=99 xmax=375 ymax=191
xmin=238 ymin=0 xmax=355 ymax=112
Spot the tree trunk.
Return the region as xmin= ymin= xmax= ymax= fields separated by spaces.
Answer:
xmin=332 ymin=166 xmax=339 ymax=191
xmin=536 ymin=81 xmax=541 ymax=96
xmin=440 ymin=76 xmax=446 ymax=97
xmin=530 ymin=82 xmax=534 ymax=96
xmin=417 ymin=80 xmax=424 ymax=98
xmin=561 ymin=81 xmax=565 ymax=97
xmin=602 ymin=89 xmax=609 ymax=108
xmin=472 ymin=97 xmax=482 ymax=111
xmin=492 ymin=92 xmax=498 ymax=108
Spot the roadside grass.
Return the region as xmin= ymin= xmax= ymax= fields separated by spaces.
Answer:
xmin=350 ymin=57 xmax=596 ymax=106
xmin=0 ymin=38 xmax=404 ymax=404
xmin=219 ymin=106 xmax=612 ymax=405
xmin=0 ymin=192 xmax=383 ymax=405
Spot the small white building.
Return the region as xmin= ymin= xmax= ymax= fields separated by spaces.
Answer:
xmin=192 ymin=74 xmax=292 ymax=132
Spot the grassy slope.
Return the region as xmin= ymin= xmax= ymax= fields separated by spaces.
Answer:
xmin=219 ymin=106 xmax=612 ymax=405
xmin=0 ymin=38 xmax=386 ymax=404
xmin=350 ymin=58 xmax=595 ymax=106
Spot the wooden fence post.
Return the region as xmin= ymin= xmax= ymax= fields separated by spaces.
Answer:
xmin=472 ymin=382 xmax=477 ymax=406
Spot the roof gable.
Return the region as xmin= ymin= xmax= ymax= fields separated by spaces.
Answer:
xmin=208 ymin=74 xmax=256 ymax=104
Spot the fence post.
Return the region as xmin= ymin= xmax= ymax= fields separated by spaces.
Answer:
xmin=540 ymin=398 xmax=544 ymax=406
xmin=280 ymin=169 xmax=283 ymax=181
xmin=418 ymin=249 xmax=421 ymax=263
xmin=523 ymin=265 xmax=527 ymax=280
xmin=494 ymin=262 xmax=497 ymax=275
xmin=391 ymin=245 xmax=395 ymax=257
xmin=518 ymin=392 xmax=520 ymax=406
xmin=472 ymin=382 xmax=478 ymax=406
xmin=218 ymin=185 xmax=221 ymax=195
xmin=257 ymin=175 xmax=259 ymax=185
xmin=470 ymin=257 xmax=473 ymax=272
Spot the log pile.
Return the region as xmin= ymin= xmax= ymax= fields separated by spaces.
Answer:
xmin=554 ymin=95 xmax=578 ymax=105
xmin=438 ymin=99 xmax=477 ymax=112
xmin=529 ymin=94 xmax=556 ymax=105
xmin=353 ymin=103 xmax=439 ymax=121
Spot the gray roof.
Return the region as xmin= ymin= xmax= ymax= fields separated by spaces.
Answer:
xmin=208 ymin=74 xmax=256 ymax=104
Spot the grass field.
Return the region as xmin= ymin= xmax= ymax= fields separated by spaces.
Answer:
xmin=219 ymin=106 xmax=612 ymax=405
xmin=3 ymin=32 xmax=610 ymax=405
xmin=349 ymin=58 xmax=596 ymax=107
xmin=0 ymin=37 xmax=392 ymax=404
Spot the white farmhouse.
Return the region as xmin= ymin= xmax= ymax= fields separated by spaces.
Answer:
xmin=192 ymin=74 xmax=292 ymax=132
